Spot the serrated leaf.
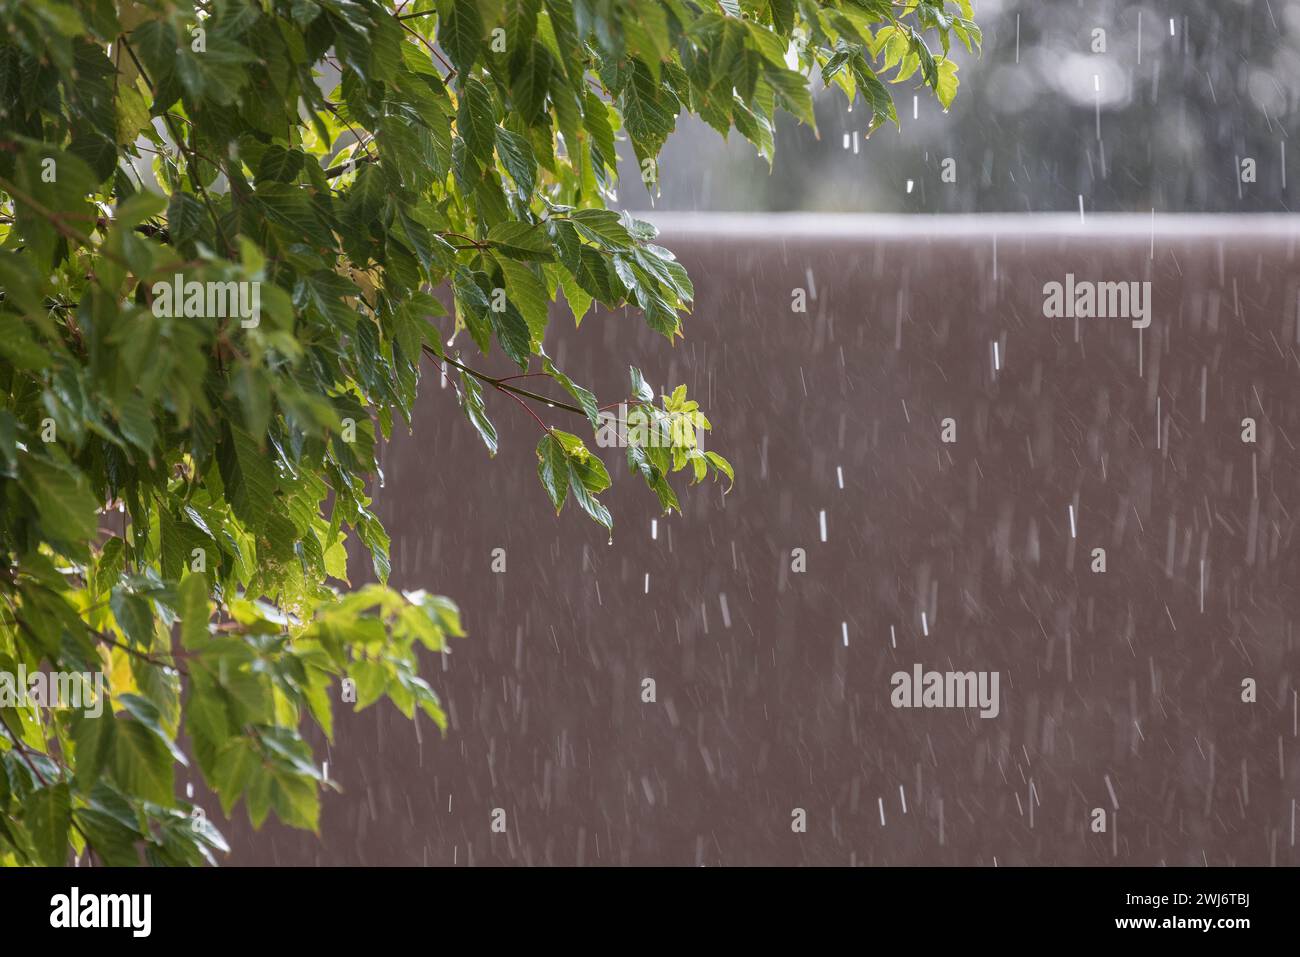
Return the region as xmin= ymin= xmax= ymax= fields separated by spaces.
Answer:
xmin=582 ymin=91 xmax=618 ymax=177
xmin=936 ymin=57 xmax=959 ymax=109
xmin=453 ymin=268 xmax=493 ymax=353
xmin=567 ymin=459 xmax=612 ymax=530
xmin=498 ymin=257 xmax=550 ymax=347
xmin=457 ymin=76 xmax=497 ymax=168
xmin=18 ymin=456 xmax=98 ymax=557
xmin=110 ymin=586 xmax=153 ymax=646
xmin=111 ymin=712 xmax=180 ymax=808
xmin=620 ymin=60 xmax=677 ymax=159
xmin=458 ymin=371 xmax=498 ymax=455
xmin=629 ymin=366 xmax=654 ymax=402
xmin=177 ymin=572 xmax=210 ymax=649
xmin=535 ymin=434 xmax=568 ymax=512
xmin=488 ymin=220 xmax=553 ymax=260
xmin=25 ymin=783 xmax=71 ymax=866
xmin=509 ymin=41 xmax=552 ymax=123
xmin=73 ymin=710 xmax=116 ymax=789
xmin=571 ymin=447 xmax=610 ymax=494
xmin=256 ymin=182 xmax=334 ymax=251
xmin=489 ymin=299 xmax=531 ymax=369
xmin=440 ymin=0 xmax=484 ymax=73
xmin=569 ymin=208 xmax=634 ymax=250
xmin=256 ymin=145 xmax=305 ymax=183
xmin=495 ymin=126 xmax=537 ymax=197
xmin=764 ymin=64 xmax=816 ymax=128
xmin=558 ymin=267 xmax=593 ymax=325
xmin=217 ymin=422 xmax=278 ymax=533
xmin=342 ymin=163 xmax=386 ymax=231
xmin=167 ymin=191 xmax=208 ymax=247
xmin=706 ymin=450 xmax=735 ymax=490
xmin=851 ymin=55 xmax=898 ymax=132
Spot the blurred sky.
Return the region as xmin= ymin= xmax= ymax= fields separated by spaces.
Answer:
xmin=616 ymin=0 xmax=1300 ymax=214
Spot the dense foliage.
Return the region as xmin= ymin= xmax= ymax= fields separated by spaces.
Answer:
xmin=0 ymin=0 xmax=976 ymax=865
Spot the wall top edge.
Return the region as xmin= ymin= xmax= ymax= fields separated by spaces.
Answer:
xmin=628 ymin=211 xmax=1300 ymax=240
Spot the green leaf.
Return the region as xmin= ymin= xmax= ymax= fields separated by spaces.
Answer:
xmin=256 ymin=146 xmax=305 ymax=183
xmin=441 ymin=0 xmax=485 ymax=74
xmin=458 ymin=371 xmax=498 ymax=455
xmin=341 ymin=163 xmax=387 ymax=231
xmin=909 ymin=33 xmax=939 ymax=90
xmin=582 ymin=91 xmax=618 ymax=176
xmin=535 ymin=434 xmax=568 ymax=512
xmin=18 ymin=455 xmax=98 ymax=557
xmin=110 ymin=586 xmax=154 ymax=646
xmin=457 ymin=76 xmax=497 ymax=168
xmin=629 ymin=366 xmax=654 ymax=402
xmin=706 ymin=450 xmax=735 ymax=490
xmin=211 ymin=739 xmax=260 ymax=815
xmin=497 ymin=257 xmax=550 ymax=347
xmin=118 ymin=694 xmax=188 ymax=765
xmin=24 ymin=783 xmax=71 ymax=866
xmin=267 ymin=766 xmax=320 ymax=832
xmin=177 ymin=572 xmax=211 ymax=649
xmin=574 ymin=245 xmax=626 ymax=305
xmin=216 ymin=422 xmax=278 ymax=533
xmin=764 ymin=65 xmax=816 ymax=128
xmin=488 ymin=220 xmax=553 ymax=260
xmin=558 ymin=266 xmax=594 ymax=325
xmin=453 ymin=268 xmax=493 ymax=353
xmin=256 ymin=182 xmax=334 ymax=251
xmin=570 ymin=447 xmax=610 ymax=494
xmin=0 ymin=315 xmax=52 ymax=371
xmin=396 ymin=207 xmax=455 ymax=276
xmin=75 ymin=803 xmax=143 ymax=866
xmin=509 ymin=41 xmax=552 ymax=123
xmin=489 ymin=299 xmax=532 ymax=369
xmin=851 ymin=55 xmax=898 ymax=132
xmin=936 ymin=57 xmax=959 ymax=110
xmin=567 ymin=459 xmax=612 ymax=531
xmin=112 ymin=719 xmax=178 ymax=807
xmin=569 ymin=208 xmax=634 ymax=251
xmin=620 ymin=60 xmax=678 ymax=160
xmin=769 ymin=0 xmax=794 ymax=35
xmin=495 ymin=126 xmax=537 ymax=197
xmin=73 ymin=710 xmax=116 ymax=789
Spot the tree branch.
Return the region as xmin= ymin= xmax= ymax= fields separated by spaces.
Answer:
xmin=0 ymin=717 xmax=98 ymax=864
xmin=120 ymin=36 xmax=232 ymax=257
xmin=94 ymin=629 xmax=189 ymax=676
xmin=0 ymin=175 xmax=136 ymax=275
xmin=426 ymin=347 xmax=586 ymax=416
xmin=500 ymin=386 xmax=554 ymax=435
xmin=323 ymin=153 xmax=378 ymax=180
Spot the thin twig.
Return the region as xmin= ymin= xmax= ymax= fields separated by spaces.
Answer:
xmin=495 ymin=373 xmax=554 ymax=383
xmin=94 ymin=630 xmax=190 ymax=676
xmin=500 ymin=387 xmax=553 ymax=434
xmin=398 ymin=19 xmax=455 ymax=78
xmin=324 ymin=102 xmax=376 ymax=162
xmin=0 ymin=720 xmax=50 ymax=788
xmin=440 ymin=231 xmax=489 ymax=249
xmin=429 ymin=348 xmax=585 ymax=415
